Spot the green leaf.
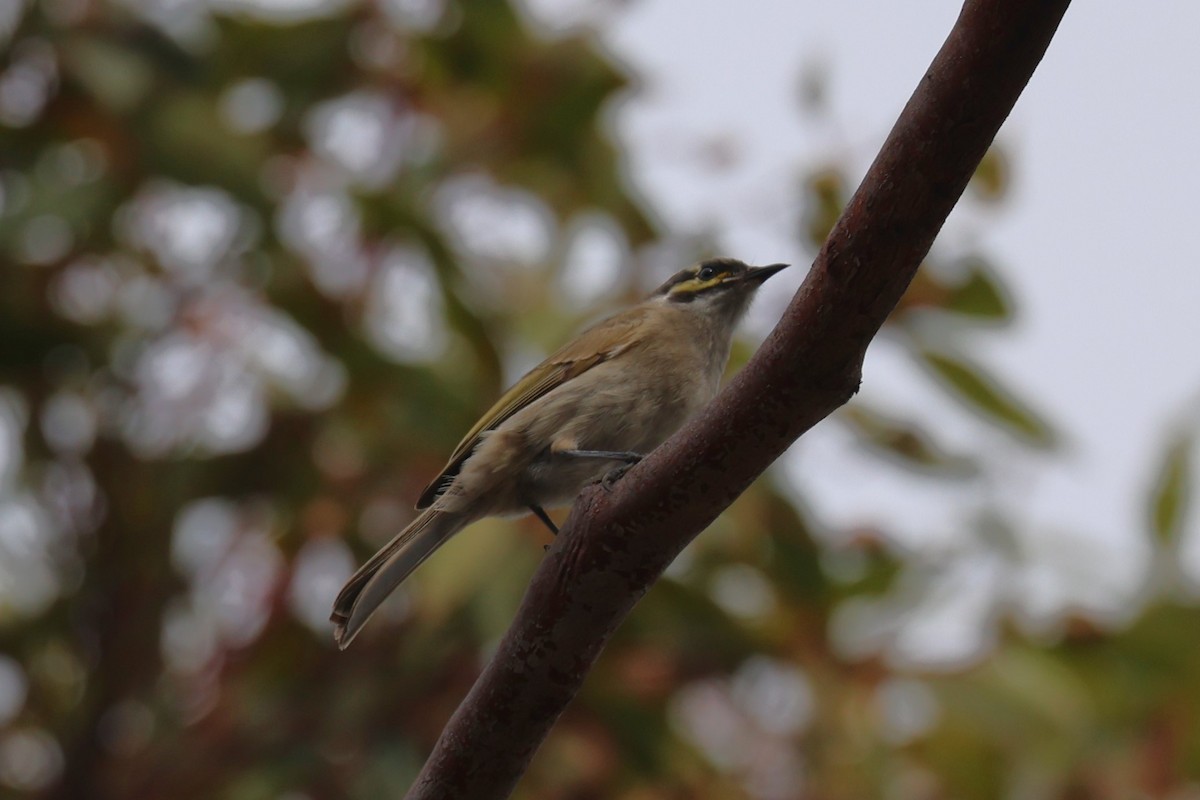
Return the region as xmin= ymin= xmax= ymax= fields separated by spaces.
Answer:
xmin=61 ymin=38 xmax=155 ymax=112
xmin=969 ymin=145 xmax=1011 ymax=203
xmin=1149 ymin=432 xmax=1193 ymax=546
xmin=919 ymin=350 xmax=1055 ymax=446
xmin=841 ymin=403 xmax=978 ymax=475
xmin=945 ymin=257 xmax=1011 ymax=320
xmin=799 ymin=168 xmax=847 ymax=248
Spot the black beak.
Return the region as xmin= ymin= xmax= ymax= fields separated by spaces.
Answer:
xmin=745 ymin=263 xmax=789 ymax=284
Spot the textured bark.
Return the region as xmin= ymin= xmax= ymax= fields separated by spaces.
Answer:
xmin=407 ymin=0 xmax=1073 ymax=796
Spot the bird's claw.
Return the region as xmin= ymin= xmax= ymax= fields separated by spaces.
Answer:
xmin=600 ymin=464 xmax=633 ymax=492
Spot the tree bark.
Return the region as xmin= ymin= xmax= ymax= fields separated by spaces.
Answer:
xmin=407 ymin=0 xmax=1073 ymax=796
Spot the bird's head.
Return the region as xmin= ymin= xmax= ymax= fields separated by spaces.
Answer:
xmin=652 ymin=258 xmax=788 ymax=322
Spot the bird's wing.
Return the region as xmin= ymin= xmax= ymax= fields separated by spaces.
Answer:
xmin=416 ymin=308 xmax=649 ymax=509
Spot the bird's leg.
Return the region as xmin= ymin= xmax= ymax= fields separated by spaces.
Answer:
xmin=558 ymin=449 xmax=643 ymax=493
xmin=558 ymin=449 xmax=644 ymax=464
xmin=529 ymin=505 xmax=559 ymax=536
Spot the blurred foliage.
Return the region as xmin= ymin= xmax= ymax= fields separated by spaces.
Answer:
xmin=1151 ymin=431 xmax=1192 ymax=548
xmin=918 ymin=350 xmax=1055 ymax=447
xmin=0 ymin=2 xmax=1198 ymax=800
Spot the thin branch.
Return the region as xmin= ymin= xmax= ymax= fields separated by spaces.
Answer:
xmin=406 ymin=0 xmax=1073 ymax=796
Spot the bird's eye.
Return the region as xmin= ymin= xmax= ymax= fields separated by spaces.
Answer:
xmin=697 ymin=266 xmax=718 ymax=281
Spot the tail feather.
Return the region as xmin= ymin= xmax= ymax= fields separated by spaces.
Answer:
xmin=331 ymin=509 xmax=468 ymax=649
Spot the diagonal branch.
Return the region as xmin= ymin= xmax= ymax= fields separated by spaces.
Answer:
xmin=406 ymin=0 xmax=1073 ymax=796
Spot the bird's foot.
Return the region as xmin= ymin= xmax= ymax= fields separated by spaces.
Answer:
xmin=599 ymin=463 xmax=634 ymax=492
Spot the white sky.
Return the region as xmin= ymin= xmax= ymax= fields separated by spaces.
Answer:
xmin=543 ymin=0 xmax=1200 ymax=602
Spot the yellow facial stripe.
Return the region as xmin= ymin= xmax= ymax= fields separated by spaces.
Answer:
xmin=667 ymin=275 xmax=726 ymax=296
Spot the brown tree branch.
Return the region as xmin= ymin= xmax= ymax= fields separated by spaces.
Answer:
xmin=406 ymin=0 xmax=1072 ymax=796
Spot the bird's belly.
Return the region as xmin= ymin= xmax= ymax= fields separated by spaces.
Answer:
xmin=517 ymin=456 xmax=621 ymax=509
xmin=515 ymin=371 xmax=711 ymax=508
xmin=443 ymin=358 xmax=715 ymax=515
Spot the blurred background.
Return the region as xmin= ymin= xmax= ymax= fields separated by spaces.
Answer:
xmin=2 ymin=0 xmax=1200 ymax=798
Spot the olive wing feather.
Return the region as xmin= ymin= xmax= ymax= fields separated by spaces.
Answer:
xmin=415 ymin=309 xmax=648 ymax=509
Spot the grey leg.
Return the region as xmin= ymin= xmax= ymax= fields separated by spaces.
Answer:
xmin=558 ymin=449 xmax=644 ymax=464
xmin=529 ymin=505 xmax=559 ymax=535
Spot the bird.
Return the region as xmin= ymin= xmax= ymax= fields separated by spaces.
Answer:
xmin=330 ymin=257 xmax=788 ymax=648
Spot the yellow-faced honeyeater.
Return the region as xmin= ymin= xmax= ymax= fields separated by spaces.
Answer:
xmin=331 ymin=258 xmax=787 ymax=647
